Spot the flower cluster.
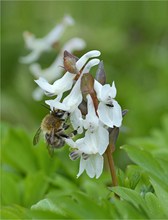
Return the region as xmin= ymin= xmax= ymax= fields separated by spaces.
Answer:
xmin=20 ymin=15 xmax=86 ymax=100
xmin=35 ymin=50 xmax=123 ymax=178
xmin=21 ymin=15 xmax=125 ymax=179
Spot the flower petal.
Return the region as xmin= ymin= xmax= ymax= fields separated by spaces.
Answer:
xmin=77 ymin=153 xmax=104 ymax=178
xmin=111 ymin=81 xmax=117 ymax=98
xmin=32 ymin=87 xmax=44 ymax=101
xmin=94 ymin=81 xmax=117 ymax=102
xmin=53 ymin=72 xmax=75 ymax=94
xmin=35 ymin=77 xmax=55 ymax=95
xmin=85 ymin=154 xmax=104 ymax=178
xmin=94 ymin=154 xmax=104 ymax=179
xmin=94 ymin=80 xmax=102 ymax=100
xmin=19 ymin=51 xmax=40 ymax=64
xmin=77 ymin=157 xmax=86 ymax=178
xmin=62 ymin=37 xmax=86 ymax=53
xmin=44 ymin=15 xmax=75 ymax=45
xmin=76 ymin=50 xmax=101 ymax=71
xmin=70 ymin=108 xmax=83 ymax=134
xmin=112 ymin=100 xmax=123 ymax=127
xmin=84 ymin=94 xmax=99 ymax=130
xmin=96 ymin=126 xmax=109 ymax=155
xmin=98 ymin=101 xmax=122 ymax=128
xmin=85 ymin=156 xmax=96 ymax=178
xmin=63 ymin=76 xmax=83 ymax=112
xmin=45 ymin=99 xmax=69 ymax=111
xmin=30 ymin=38 xmax=86 ymax=82
xmin=65 ymin=138 xmax=77 ymax=149
xmin=82 ymin=58 xmax=100 ymax=74
xmin=77 ymin=131 xmax=98 ymax=155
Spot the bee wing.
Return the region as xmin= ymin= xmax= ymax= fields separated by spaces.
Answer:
xmin=33 ymin=127 xmax=41 ymax=145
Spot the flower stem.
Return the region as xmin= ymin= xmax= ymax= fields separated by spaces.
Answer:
xmin=106 ymin=145 xmax=118 ymax=187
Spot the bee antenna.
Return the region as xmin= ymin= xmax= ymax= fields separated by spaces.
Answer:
xmin=40 ymin=103 xmax=50 ymax=111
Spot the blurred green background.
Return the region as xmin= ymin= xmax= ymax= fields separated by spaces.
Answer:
xmin=1 ymin=1 xmax=168 ymax=160
xmin=1 ymin=1 xmax=168 ymax=219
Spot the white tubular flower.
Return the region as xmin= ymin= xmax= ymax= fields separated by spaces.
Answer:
xmin=30 ymin=38 xmax=86 ymax=81
xmin=35 ymin=50 xmax=101 ymax=97
xmin=66 ymin=94 xmax=109 ymax=179
xmin=45 ymin=58 xmax=100 ymax=134
xmin=94 ymin=80 xmax=122 ymax=128
xmin=31 ymin=38 xmax=86 ymax=101
xmin=45 ymin=72 xmax=83 ymax=112
xmin=78 ymin=94 xmax=109 ymax=156
xmin=35 ymin=73 xmax=75 ymax=97
xmin=19 ymin=15 xmax=75 ymax=64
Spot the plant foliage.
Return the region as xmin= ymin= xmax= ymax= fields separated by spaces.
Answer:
xmin=1 ymin=116 xmax=168 ymax=219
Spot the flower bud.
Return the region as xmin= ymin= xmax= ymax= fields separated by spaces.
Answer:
xmin=63 ymin=50 xmax=78 ymax=74
xmin=78 ymin=100 xmax=88 ymax=115
xmin=95 ymin=61 xmax=106 ymax=85
xmin=80 ymin=73 xmax=94 ymax=100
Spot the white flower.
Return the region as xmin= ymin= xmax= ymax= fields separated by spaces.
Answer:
xmin=35 ymin=50 xmax=101 ymax=97
xmin=94 ymin=80 xmax=122 ymax=128
xmin=19 ymin=15 xmax=74 ymax=64
xmin=30 ymin=38 xmax=86 ymax=81
xmin=66 ymin=94 xmax=109 ymax=178
xmin=80 ymin=94 xmax=109 ymax=155
xmin=31 ymin=37 xmax=86 ymax=101
xmin=45 ymin=58 xmax=100 ymax=134
xmin=35 ymin=72 xmax=75 ymax=97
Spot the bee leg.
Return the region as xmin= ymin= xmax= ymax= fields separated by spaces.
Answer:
xmin=68 ymin=130 xmax=77 ymax=138
xmin=58 ymin=138 xmax=65 ymax=148
xmin=54 ymin=134 xmax=65 ymax=148
xmin=57 ymin=128 xmax=63 ymax=132
xmin=51 ymin=129 xmax=56 ymax=145
xmin=59 ymin=133 xmax=69 ymax=138
xmin=45 ymin=133 xmax=51 ymax=144
xmin=63 ymin=123 xmax=70 ymax=130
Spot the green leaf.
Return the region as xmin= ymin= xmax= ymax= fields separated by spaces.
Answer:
xmin=150 ymin=179 xmax=168 ymax=218
xmin=46 ymin=174 xmax=78 ymax=193
xmin=0 ymin=205 xmax=31 ymax=219
xmin=31 ymin=198 xmax=68 ymax=219
xmin=145 ymin=192 xmax=167 ymax=219
xmin=34 ymin=141 xmax=61 ymax=175
xmin=111 ymin=187 xmax=146 ymax=211
xmin=2 ymin=128 xmax=38 ymax=174
xmin=22 ymin=171 xmax=49 ymax=207
xmin=113 ymin=199 xmax=147 ymax=219
xmin=1 ymin=170 xmax=21 ymax=206
xmin=32 ymin=191 xmax=118 ymax=219
xmin=125 ymin=165 xmax=141 ymax=189
xmin=122 ymin=145 xmax=168 ymax=188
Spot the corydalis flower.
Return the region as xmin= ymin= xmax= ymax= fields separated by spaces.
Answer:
xmin=31 ymin=38 xmax=86 ymax=101
xmin=94 ymin=80 xmax=122 ymax=128
xmin=67 ymin=94 xmax=109 ymax=178
xmin=30 ymin=38 xmax=86 ymax=81
xmin=35 ymin=50 xmax=101 ymax=97
xmin=19 ymin=15 xmax=74 ymax=64
xmin=45 ymin=58 xmax=100 ymax=134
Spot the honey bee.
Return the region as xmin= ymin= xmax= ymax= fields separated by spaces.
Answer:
xmin=33 ymin=108 xmax=76 ymax=156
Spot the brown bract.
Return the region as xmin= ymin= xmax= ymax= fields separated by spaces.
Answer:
xmin=95 ymin=61 xmax=106 ymax=85
xmin=81 ymin=73 xmax=99 ymax=113
xmin=63 ymin=50 xmax=79 ymax=74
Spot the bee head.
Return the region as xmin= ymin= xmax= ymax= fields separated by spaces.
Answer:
xmin=52 ymin=108 xmax=70 ymax=119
